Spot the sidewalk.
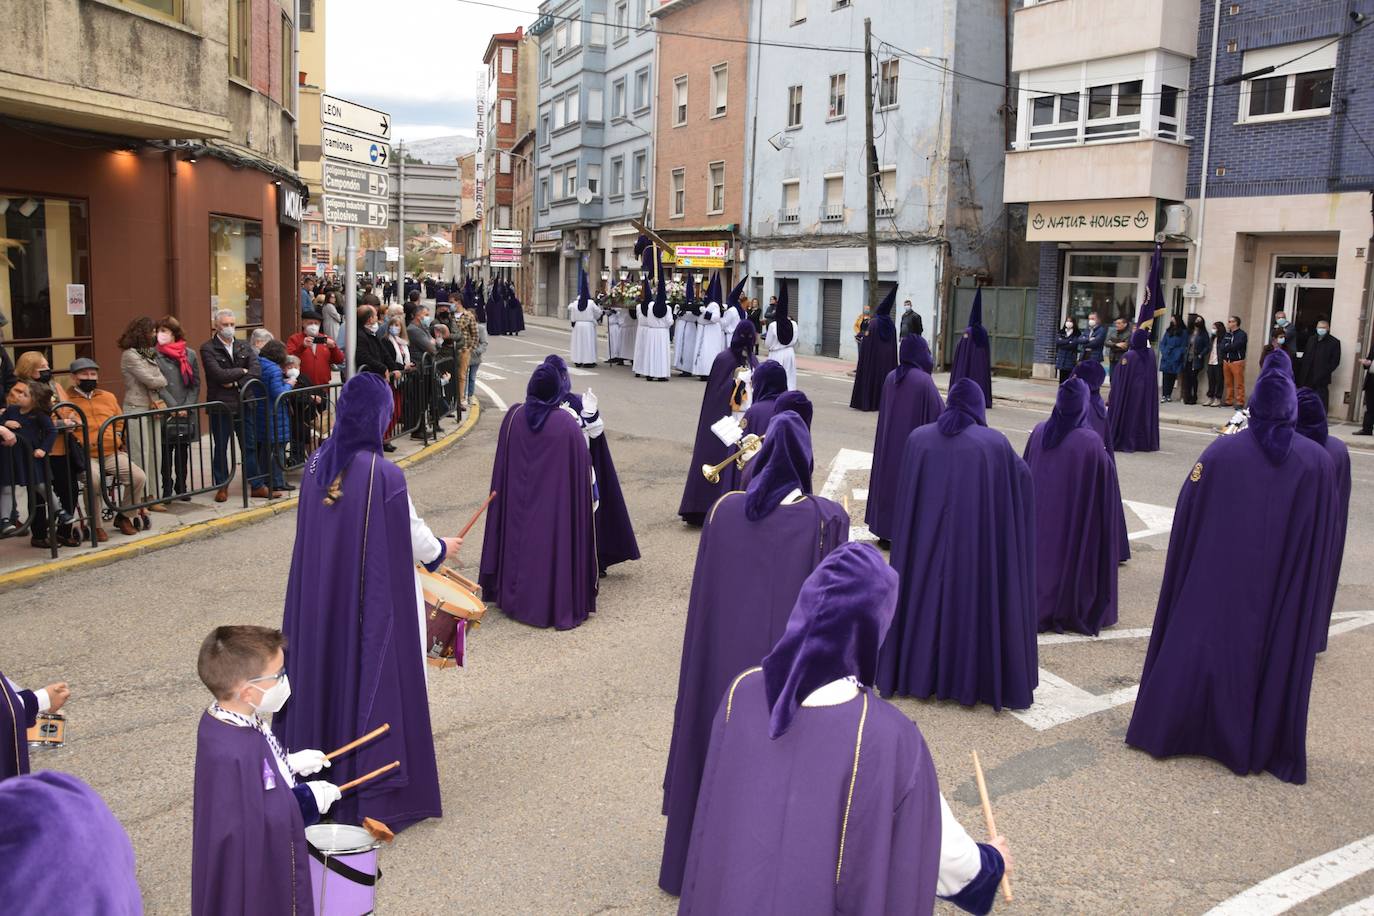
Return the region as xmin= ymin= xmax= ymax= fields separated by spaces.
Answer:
xmin=517 ymin=312 xmax=1371 ymax=450
xmin=0 ymin=402 xmax=483 ymax=591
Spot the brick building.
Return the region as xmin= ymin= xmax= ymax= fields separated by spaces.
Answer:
xmin=482 ymin=28 xmax=524 ymax=280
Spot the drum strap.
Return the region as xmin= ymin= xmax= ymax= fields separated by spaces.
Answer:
xmin=308 ymin=845 xmax=381 ymax=887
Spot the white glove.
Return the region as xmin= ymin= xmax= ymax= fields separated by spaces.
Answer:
xmin=287 ymin=749 xmax=331 ymax=777
xmin=306 ymin=781 xmax=342 ymax=815
xmin=582 ymin=389 xmax=598 ymax=416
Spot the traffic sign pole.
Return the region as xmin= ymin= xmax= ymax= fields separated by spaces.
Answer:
xmin=345 ymin=227 xmax=358 ymax=378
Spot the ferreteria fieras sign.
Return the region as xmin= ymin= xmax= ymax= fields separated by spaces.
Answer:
xmin=1027 ymin=197 xmax=1158 ymax=242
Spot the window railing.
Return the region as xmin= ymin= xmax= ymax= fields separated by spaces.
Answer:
xmin=821 ymin=203 xmax=844 ymax=222
xmin=875 ymin=203 xmax=895 ymax=218
xmin=779 ymin=207 xmax=800 ymax=224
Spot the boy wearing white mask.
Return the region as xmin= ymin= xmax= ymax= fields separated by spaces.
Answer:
xmin=192 ymin=625 xmax=337 ymax=915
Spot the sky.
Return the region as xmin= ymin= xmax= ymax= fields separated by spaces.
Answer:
xmin=325 ymin=0 xmax=541 ymax=143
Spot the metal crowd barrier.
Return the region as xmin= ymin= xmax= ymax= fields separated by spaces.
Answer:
xmin=93 ymin=398 xmax=243 ymax=516
xmin=272 ymin=381 xmax=342 ymax=476
xmin=50 ymin=401 xmax=101 ymax=549
xmin=0 ymin=428 xmax=61 ymax=559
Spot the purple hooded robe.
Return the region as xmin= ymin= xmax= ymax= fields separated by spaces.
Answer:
xmin=949 ymin=289 xmax=992 ymax=407
xmin=194 ymin=714 xmax=314 ymax=915
xmin=737 ymin=390 xmax=813 ymax=491
xmin=0 ymin=670 xmax=37 ymax=781
xmin=877 ymin=379 xmax=1037 ymax=710
xmin=1296 ymin=388 xmax=1350 ymax=653
xmin=678 ymin=544 xmax=945 ymax=915
xmin=1106 ymin=329 xmax=1160 ymax=452
xmin=678 ymin=322 xmax=759 ymax=525
xmin=739 ymin=359 xmax=788 ymax=438
xmin=1125 ymin=365 xmax=1340 ymax=784
xmin=480 ymin=363 xmax=598 ymax=629
xmin=274 ymin=373 xmax=441 ymax=832
xmin=546 ymin=356 xmax=641 ymax=574
xmin=659 ymin=414 xmax=849 ymax=895
xmin=1023 ymin=379 xmax=1121 ymax=635
xmin=849 ymin=289 xmax=899 ymax=412
xmin=865 ymin=335 xmax=943 ymax=542
xmin=1 ymin=772 xmax=141 ymax=916
xmin=1072 ymin=359 xmax=1130 ymax=562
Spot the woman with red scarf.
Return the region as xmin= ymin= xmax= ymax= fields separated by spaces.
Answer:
xmin=154 ymin=316 xmax=202 ymax=503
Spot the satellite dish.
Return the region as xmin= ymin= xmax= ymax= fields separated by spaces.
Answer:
xmin=576 ymin=187 xmax=595 ymax=205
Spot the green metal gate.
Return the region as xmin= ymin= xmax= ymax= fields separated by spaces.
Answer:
xmin=944 ymin=285 xmax=1038 ymax=379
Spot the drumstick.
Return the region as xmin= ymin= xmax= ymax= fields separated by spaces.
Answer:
xmin=971 ymin=750 xmax=1013 ymax=902
xmin=457 ymin=491 xmax=497 ymax=540
xmin=338 ymin=760 xmax=400 ymax=794
xmin=325 ymin=723 xmax=390 ymax=761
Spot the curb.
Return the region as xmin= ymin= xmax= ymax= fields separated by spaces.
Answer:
xmin=0 ymin=401 xmax=483 ymax=594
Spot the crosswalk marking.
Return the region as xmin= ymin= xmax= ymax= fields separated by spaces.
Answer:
xmin=1203 ymin=834 xmax=1374 ymax=916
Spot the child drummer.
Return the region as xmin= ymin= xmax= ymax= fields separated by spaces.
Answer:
xmin=191 ymin=626 xmax=339 ymax=916
xmin=1 ymin=668 xmax=69 ymax=780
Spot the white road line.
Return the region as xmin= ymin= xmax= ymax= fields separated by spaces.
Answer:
xmin=819 ymin=448 xmax=873 ymax=502
xmin=852 ymin=488 xmax=869 ymax=500
xmin=1124 ymin=499 xmax=1176 ymax=541
xmin=476 ymin=380 xmax=507 ymax=412
xmin=1202 ymin=834 xmax=1374 ymax=916
xmin=849 ymin=525 xmax=879 ymax=543
xmin=522 ymin=359 xmax=597 ymax=376
xmin=1038 ymin=628 xmax=1154 ymax=646
xmin=1330 ymin=896 xmax=1374 ymax=915
xmin=475 ymin=370 xmax=505 ymax=381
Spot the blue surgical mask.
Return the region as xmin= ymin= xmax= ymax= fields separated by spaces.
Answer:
xmin=389 ymin=326 xmax=401 ymax=337
xmin=1275 ymin=317 xmax=1289 ymax=327
xmin=1316 ymin=327 xmax=1328 ymax=337
xmin=1276 ymin=336 xmax=1286 ymax=345
xmin=422 ymin=316 xmax=433 ymax=327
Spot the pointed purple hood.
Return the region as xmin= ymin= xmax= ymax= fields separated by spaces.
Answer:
xmin=1043 ymin=377 xmax=1090 ymax=450
xmin=312 ymin=372 xmax=393 ymax=484
xmin=744 ymin=412 xmax=813 ymax=522
xmin=937 ymin=377 xmax=988 ymax=436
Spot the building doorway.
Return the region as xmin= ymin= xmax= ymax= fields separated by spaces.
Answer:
xmin=1268 ymin=255 xmax=1337 ymax=352
xmin=820 ymin=278 xmax=842 ymax=357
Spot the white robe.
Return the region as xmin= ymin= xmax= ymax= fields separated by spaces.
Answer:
xmin=607 ymin=308 xmax=628 ymax=361
xmin=568 ymin=300 xmax=603 ymax=365
xmin=764 ymin=321 xmax=798 ymax=390
xmin=623 ymin=309 xmax=639 ymax=366
xmin=409 ymin=494 xmax=444 ymax=678
xmin=719 ymin=306 xmax=742 ymax=347
xmin=692 ymin=302 xmax=726 ymax=377
xmin=674 ymin=313 xmax=699 ymax=373
xmin=635 ymin=302 xmax=674 ymax=380
xmin=632 ymin=306 xmax=648 ymax=374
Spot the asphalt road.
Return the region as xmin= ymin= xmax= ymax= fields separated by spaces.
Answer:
xmin=9 ymin=320 xmax=1373 ymax=915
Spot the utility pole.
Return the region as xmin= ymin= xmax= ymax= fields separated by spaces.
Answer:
xmin=345 ymin=227 xmax=357 ymax=377
xmin=397 ymin=140 xmax=406 ymax=287
xmin=863 ymin=17 xmax=879 ymax=317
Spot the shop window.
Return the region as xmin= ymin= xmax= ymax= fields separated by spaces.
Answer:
xmin=210 ymin=216 xmax=264 ymax=328
xmin=1064 ymin=253 xmax=1141 ymax=326
xmin=1 ymin=195 xmax=94 ymax=372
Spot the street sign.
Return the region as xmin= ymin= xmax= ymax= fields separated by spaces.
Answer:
xmin=321 ymin=127 xmax=390 ymax=169
xmin=323 ymin=194 xmax=389 ymax=229
xmin=323 ymin=160 xmax=389 ymax=200
xmin=321 ymin=94 xmax=391 ymax=142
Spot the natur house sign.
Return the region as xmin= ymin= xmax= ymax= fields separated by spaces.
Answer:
xmin=1026 ymin=197 xmax=1158 ymax=242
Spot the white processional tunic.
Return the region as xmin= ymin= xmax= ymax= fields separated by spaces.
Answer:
xmin=765 ymin=321 xmax=798 ymax=391
xmin=674 ymin=311 xmax=700 ymax=373
xmin=607 ymin=308 xmax=628 ymax=361
xmin=636 ymin=303 xmax=674 ymax=380
xmin=568 ymin=301 xmax=603 ymax=365
xmin=692 ymin=302 xmax=726 ymax=377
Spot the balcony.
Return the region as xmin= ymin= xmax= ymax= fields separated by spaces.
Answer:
xmin=779 ymin=207 xmax=800 ymax=224
xmin=820 ymin=204 xmax=844 ymax=222
xmin=1003 ymin=137 xmax=1189 ymax=204
xmin=875 ymin=203 xmax=895 ymax=218
xmin=1012 ymin=0 xmax=1199 ymax=72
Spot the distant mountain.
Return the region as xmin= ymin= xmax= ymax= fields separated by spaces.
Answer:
xmin=400 ymin=134 xmax=477 ymax=165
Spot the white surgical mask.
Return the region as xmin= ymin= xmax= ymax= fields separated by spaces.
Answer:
xmin=218 ymin=325 xmax=236 ymax=340
xmin=1088 ymin=319 xmax=1098 ymax=328
xmin=304 ymin=324 xmax=320 ymax=337
xmin=286 ymin=368 xmax=300 ymax=380
xmin=156 ymin=330 xmax=173 ymax=345
xmin=247 ymin=675 xmax=290 ymax=715
xmin=1064 ymin=322 xmax=1073 ymax=331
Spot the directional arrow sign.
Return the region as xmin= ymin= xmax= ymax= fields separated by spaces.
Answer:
xmin=321 ymin=94 xmax=391 ymax=142
xmin=323 ymin=194 xmax=389 ymax=229
xmin=322 ymin=161 xmax=389 ymax=200
xmin=321 ymin=127 xmax=390 ymax=169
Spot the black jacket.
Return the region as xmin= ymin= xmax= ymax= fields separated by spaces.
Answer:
xmin=899 ymin=309 xmax=923 ymax=338
xmin=354 ymin=321 xmax=393 ymax=375
xmin=1082 ymin=324 xmax=1108 ymax=363
xmin=1221 ymin=329 xmax=1248 ymax=362
xmin=1299 ymin=333 xmax=1341 ymax=388
xmin=199 ymin=335 xmax=262 ymax=411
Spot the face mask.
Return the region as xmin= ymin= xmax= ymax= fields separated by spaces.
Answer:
xmin=218 ymin=325 xmax=236 ymax=340
xmin=389 ymin=326 xmax=401 ymax=337
xmin=366 ymin=322 xmax=379 ymax=334
xmin=37 ymin=369 xmax=53 ymax=383
xmin=1316 ymin=328 xmax=1328 ymax=337
xmin=304 ymin=324 xmax=320 ymax=337
xmin=422 ymin=316 xmax=433 ymax=327
xmin=286 ymin=368 xmax=300 ymax=380
xmin=77 ymin=378 xmax=98 ymax=394
xmin=246 ymin=675 xmax=291 ymax=715
xmin=156 ymin=330 xmax=173 ymax=345
xmin=1275 ymin=318 xmax=1289 ymax=327
xmin=1276 ymin=336 xmax=1286 ymax=345
xmin=1088 ymin=319 xmax=1097 ymax=328
xmin=1064 ymin=323 xmax=1074 ymax=331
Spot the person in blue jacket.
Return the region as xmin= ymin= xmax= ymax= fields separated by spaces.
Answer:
xmin=1081 ymin=310 xmax=1108 ymax=364
xmin=1054 ymin=316 xmax=1084 ymax=383
xmin=1157 ymin=316 xmax=1186 ymax=402
xmin=253 ymin=340 xmax=292 ymax=498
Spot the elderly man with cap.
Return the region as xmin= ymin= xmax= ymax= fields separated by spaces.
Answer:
xmin=65 ymin=357 xmax=148 ymax=538
xmin=678 ymin=543 xmax=1010 ymax=915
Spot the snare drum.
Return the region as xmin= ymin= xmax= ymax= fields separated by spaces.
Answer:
xmin=417 ymin=566 xmax=486 ymax=669
xmin=27 ymin=712 xmax=65 ymax=749
xmin=305 ymin=824 xmax=382 ymax=916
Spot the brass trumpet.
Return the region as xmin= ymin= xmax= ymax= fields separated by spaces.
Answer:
xmin=701 ymin=434 xmax=765 ymax=483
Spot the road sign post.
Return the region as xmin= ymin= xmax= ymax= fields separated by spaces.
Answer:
xmin=323 ymin=161 xmax=389 ymax=200
xmin=321 ymin=94 xmax=392 ymax=141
